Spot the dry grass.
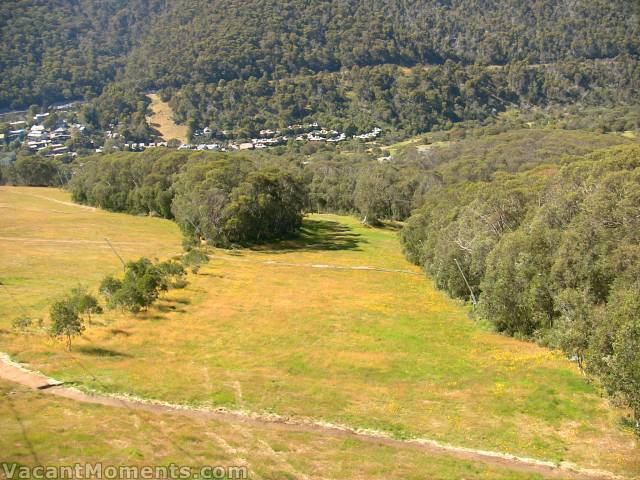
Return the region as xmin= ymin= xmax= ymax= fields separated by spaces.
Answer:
xmin=1 ymin=187 xmax=639 ymax=477
xmin=0 ymin=379 xmax=549 ymax=479
xmin=621 ymin=130 xmax=637 ymax=139
xmin=0 ymin=186 xmax=182 ymax=319
xmin=146 ymin=93 xmax=189 ymax=143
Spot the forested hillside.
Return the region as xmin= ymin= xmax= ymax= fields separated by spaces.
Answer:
xmin=400 ymin=143 xmax=640 ymax=430
xmin=168 ymin=59 xmax=639 ymax=137
xmin=0 ymin=0 xmax=165 ymax=110
xmin=2 ymin=0 xmax=639 ymax=138
xmin=125 ymin=0 xmax=639 ymax=89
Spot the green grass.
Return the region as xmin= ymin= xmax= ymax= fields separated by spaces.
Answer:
xmin=1 ymin=186 xmax=639 ymax=477
xmin=0 ymin=380 xmax=548 ymax=480
xmin=0 ymin=186 xmax=181 ymax=318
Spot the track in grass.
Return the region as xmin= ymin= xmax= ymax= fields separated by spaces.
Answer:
xmin=1 ymin=187 xmax=639 ymax=478
xmin=0 ymin=353 xmax=622 ymax=480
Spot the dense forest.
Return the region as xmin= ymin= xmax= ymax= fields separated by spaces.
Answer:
xmin=401 ymin=144 xmax=640 ymax=431
xmin=2 ymin=0 xmax=639 ymax=138
xmin=0 ymin=0 xmax=164 ymax=109
xmin=168 ymin=58 xmax=640 ymax=137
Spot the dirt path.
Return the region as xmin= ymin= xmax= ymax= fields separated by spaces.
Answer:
xmin=209 ymin=254 xmax=422 ymax=276
xmin=0 ymin=353 xmax=622 ymax=480
xmin=0 ymin=189 xmax=96 ymax=212
xmin=0 ymin=236 xmax=147 ymax=246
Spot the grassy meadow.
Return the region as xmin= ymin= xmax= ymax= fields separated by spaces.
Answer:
xmin=146 ymin=93 xmax=189 ymax=144
xmin=1 ymin=380 xmax=550 ymax=480
xmin=0 ymin=186 xmax=182 ymax=318
xmin=1 ymin=186 xmax=639 ymax=477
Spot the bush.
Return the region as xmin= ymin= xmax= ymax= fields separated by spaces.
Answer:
xmin=100 ymin=258 xmax=187 ymax=313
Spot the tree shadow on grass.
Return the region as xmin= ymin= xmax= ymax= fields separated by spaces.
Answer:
xmin=251 ymin=219 xmax=366 ymax=254
xmin=77 ymin=347 xmax=131 ymax=358
xmin=109 ymin=328 xmax=131 ymax=337
xmin=156 ymin=303 xmax=187 ymax=314
xmin=376 ymin=220 xmax=403 ymax=232
xmin=197 ymin=272 xmax=225 ymax=278
xmin=171 ymin=297 xmax=191 ymax=305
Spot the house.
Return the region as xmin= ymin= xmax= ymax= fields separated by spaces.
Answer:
xmin=51 ymin=126 xmax=70 ymax=141
xmin=27 ymin=127 xmax=49 ymax=141
xmin=239 ymin=142 xmax=254 ymax=150
xmin=43 ymin=146 xmax=69 ymax=157
xmin=50 ymin=132 xmax=70 ymax=141
xmin=33 ymin=113 xmax=49 ymax=122
xmin=28 ymin=140 xmax=51 ymax=151
xmin=327 ymin=133 xmax=347 ymax=143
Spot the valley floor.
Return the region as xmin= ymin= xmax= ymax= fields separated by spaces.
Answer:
xmin=0 ymin=187 xmax=638 ymax=478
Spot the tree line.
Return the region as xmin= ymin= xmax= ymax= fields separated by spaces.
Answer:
xmin=66 ymin=125 xmax=636 ymax=230
xmin=400 ymin=144 xmax=640 ymax=432
xmin=69 ymin=150 xmax=307 ymax=246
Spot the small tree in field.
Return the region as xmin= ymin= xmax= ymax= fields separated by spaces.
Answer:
xmin=99 ymin=275 xmax=122 ymax=302
xmin=49 ymin=286 xmax=101 ymax=349
xmin=50 ymin=298 xmax=85 ymax=350
xmin=182 ymin=248 xmax=209 ymax=274
xmin=70 ymin=286 xmax=103 ymax=321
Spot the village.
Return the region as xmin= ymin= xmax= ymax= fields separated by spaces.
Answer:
xmin=3 ymin=113 xmax=78 ymax=158
xmin=137 ymin=124 xmax=383 ymax=152
xmin=2 ymin=108 xmax=382 ymax=158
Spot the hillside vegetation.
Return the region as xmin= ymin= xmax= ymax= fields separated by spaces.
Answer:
xmin=67 ymin=128 xmax=635 ymax=225
xmin=1 ymin=189 xmax=639 ymax=476
xmin=2 ymin=0 xmax=639 ymax=138
xmin=401 ymin=143 xmax=640 ymax=432
xmin=0 ymin=0 xmax=164 ymax=109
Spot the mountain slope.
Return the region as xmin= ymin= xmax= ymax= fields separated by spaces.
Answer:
xmin=2 ymin=0 xmax=638 ymax=110
xmin=0 ymin=0 xmax=165 ymax=109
